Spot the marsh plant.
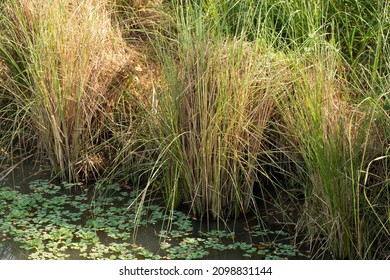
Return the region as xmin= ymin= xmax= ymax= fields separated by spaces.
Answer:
xmin=276 ymin=47 xmax=382 ymax=258
xmin=0 ymin=0 xmax=134 ymax=181
xmin=136 ymin=1 xmax=291 ymax=221
xmin=0 ymin=0 xmax=389 ymax=260
xmin=269 ymin=0 xmax=389 ymax=258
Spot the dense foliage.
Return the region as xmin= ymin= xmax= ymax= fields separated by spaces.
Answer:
xmin=0 ymin=0 xmax=388 ymax=259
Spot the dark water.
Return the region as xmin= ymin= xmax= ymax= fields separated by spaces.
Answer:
xmin=0 ymin=161 xmax=308 ymax=260
xmin=0 ymin=161 xmax=55 ymax=259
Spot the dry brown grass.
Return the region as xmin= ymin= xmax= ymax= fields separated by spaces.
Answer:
xmin=0 ymin=0 xmax=154 ymax=181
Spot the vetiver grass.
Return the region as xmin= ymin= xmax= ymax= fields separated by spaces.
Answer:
xmin=268 ymin=1 xmax=389 ymax=259
xmin=0 ymin=0 xmax=132 ymax=181
xmin=0 ymin=0 xmax=388 ymax=259
xmin=114 ymin=1 xmax=389 ymax=258
xmin=190 ymin=0 xmax=389 ymax=258
xmin=275 ymin=45 xmax=381 ymax=259
xmin=125 ymin=0 xmax=291 ymax=221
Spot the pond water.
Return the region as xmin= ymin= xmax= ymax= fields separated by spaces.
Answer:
xmin=0 ymin=161 xmax=309 ymax=260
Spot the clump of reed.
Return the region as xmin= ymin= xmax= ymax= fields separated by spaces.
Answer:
xmin=1 ymin=0 xmax=388 ymax=260
xmin=276 ymin=43 xmax=389 ymax=259
xmin=134 ymin=1 xmax=290 ymax=221
xmin=254 ymin=0 xmax=389 ymax=259
xmin=0 ymin=0 xmax=134 ymax=181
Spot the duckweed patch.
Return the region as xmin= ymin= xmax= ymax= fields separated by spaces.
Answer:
xmin=0 ymin=180 xmax=307 ymax=260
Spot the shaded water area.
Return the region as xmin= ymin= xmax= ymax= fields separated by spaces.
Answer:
xmin=0 ymin=161 xmax=309 ymax=260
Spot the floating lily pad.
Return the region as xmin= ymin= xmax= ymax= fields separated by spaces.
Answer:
xmin=0 ymin=180 xmax=307 ymax=260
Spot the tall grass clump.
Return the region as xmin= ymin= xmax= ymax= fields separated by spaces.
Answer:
xmin=276 ymin=39 xmax=389 ymax=259
xmin=251 ymin=0 xmax=389 ymax=259
xmin=0 ymin=0 xmax=132 ymax=181
xmin=133 ymin=0 xmax=290 ymax=221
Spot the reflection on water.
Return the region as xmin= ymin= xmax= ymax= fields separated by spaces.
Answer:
xmin=0 ymin=160 xmax=55 ymax=188
xmin=0 ymin=241 xmax=28 ymax=260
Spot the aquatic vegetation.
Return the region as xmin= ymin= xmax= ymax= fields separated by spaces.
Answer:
xmin=0 ymin=0 xmax=388 ymax=260
xmin=0 ymin=180 xmax=306 ymax=260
